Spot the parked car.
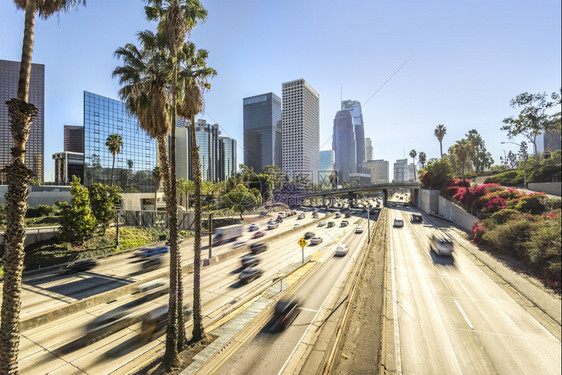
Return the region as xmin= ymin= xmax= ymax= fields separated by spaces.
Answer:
xmin=334 ymin=244 xmax=349 ymax=257
xmin=241 ymin=254 xmax=260 ymax=268
xmin=239 ymin=267 xmax=263 ymax=283
xmin=393 ymin=219 xmax=404 ymax=228
xmin=310 ymin=236 xmax=323 ymax=245
xmin=327 ymin=221 xmax=335 ymax=228
xmin=355 ymin=226 xmax=364 ymax=234
xmin=62 ymin=260 xmax=97 ymax=274
xmin=304 ymin=231 xmax=315 ymax=239
xmin=267 ymin=223 xmax=279 ymax=230
xmin=135 ymin=246 xmax=169 ymax=258
xmin=269 ymin=298 xmax=301 ymax=332
xmin=318 ymin=221 xmax=325 ymax=227
xmin=249 ymin=223 xmax=259 ymax=231
xmin=253 ymin=231 xmax=265 ymax=239
xmin=411 ymin=213 xmax=422 ymax=223
xmin=250 ymin=242 xmax=267 ymax=254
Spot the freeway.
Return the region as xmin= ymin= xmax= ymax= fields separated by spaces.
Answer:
xmin=16 ymin=208 xmax=356 ymax=374
xmin=384 ymin=204 xmax=561 ymax=374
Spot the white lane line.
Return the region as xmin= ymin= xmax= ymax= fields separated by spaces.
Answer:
xmin=389 ymin=219 xmax=402 ymax=375
xmin=454 ymin=298 xmax=474 ymax=330
xmin=298 ymin=307 xmax=318 ymax=313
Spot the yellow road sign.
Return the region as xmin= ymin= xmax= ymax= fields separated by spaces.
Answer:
xmin=298 ymin=237 xmax=307 ymax=248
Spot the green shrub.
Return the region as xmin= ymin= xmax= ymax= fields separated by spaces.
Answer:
xmin=526 ymin=215 xmax=561 ymax=282
xmin=488 ymin=209 xmax=521 ymax=225
xmin=482 ymin=216 xmax=534 ymax=259
xmin=26 ymin=204 xmax=56 ymax=218
xmin=513 ymin=193 xmax=555 ymax=215
xmin=529 ymin=164 xmax=562 ymax=183
xmin=484 ymin=170 xmax=521 ymax=185
xmin=119 ymin=238 xmax=147 ymax=251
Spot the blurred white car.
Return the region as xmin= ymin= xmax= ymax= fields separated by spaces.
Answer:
xmin=310 ymin=236 xmax=323 ymax=245
xmin=355 ymin=226 xmax=363 ymax=234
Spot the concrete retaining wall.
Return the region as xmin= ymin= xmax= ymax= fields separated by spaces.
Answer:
xmin=0 ymin=186 xmax=71 ymax=206
xmin=419 ymin=189 xmax=440 ymax=212
xmin=438 ymin=196 xmax=480 ymax=231
xmin=0 ymin=227 xmax=59 ymax=247
xmin=528 ymin=182 xmax=561 ymax=196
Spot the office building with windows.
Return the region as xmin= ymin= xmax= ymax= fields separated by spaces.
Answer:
xmin=363 ymin=159 xmax=389 ymax=184
xmin=319 ymin=150 xmax=335 ymax=186
xmin=393 ymin=158 xmax=409 ymax=182
xmin=0 ymin=59 xmax=45 ymax=183
xmin=243 ymin=92 xmax=282 ymax=173
xmin=219 ymin=136 xmax=237 ymax=181
xmin=282 ymin=79 xmax=320 ymax=183
xmin=342 ymin=100 xmax=365 ymax=173
xmin=84 ymin=91 xmax=157 ymax=192
xmin=64 ymin=125 xmax=84 ymax=153
xmin=333 ymin=110 xmax=356 ymax=182
xmin=365 ymin=137 xmax=373 ymax=161
xmin=52 ymin=151 xmax=85 ymax=185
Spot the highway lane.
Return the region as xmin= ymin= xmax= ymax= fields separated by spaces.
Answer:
xmin=17 ymin=209 xmax=356 ymax=374
xmin=387 ymin=205 xmax=561 ymax=374
xmin=211 ymin=212 xmax=371 ymax=375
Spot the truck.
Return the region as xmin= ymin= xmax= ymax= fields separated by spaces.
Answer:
xmin=213 ymin=224 xmax=243 ymax=246
xmin=430 ymin=233 xmax=454 ymax=256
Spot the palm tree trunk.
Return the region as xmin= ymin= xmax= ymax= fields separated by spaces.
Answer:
xmin=439 ymin=141 xmax=443 ymax=158
xmin=190 ymin=115 xmax=205 ymax=342
xmin=110 ymin=154 xmax=115 ymax=187
xmin=0 ymin=3 xmax=37 ymax=373
xmin=158 ymin=134 xmax=179 ymax=369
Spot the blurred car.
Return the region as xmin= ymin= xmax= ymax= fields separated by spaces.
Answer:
xmin=430 ymin=233 xmax=454 ymax=256
xmin=304 ymin=231 xmax=315 ymax=239
xmin=165 ymin=238 xmax=184 ymax=246
xmin=318 ymin=221 xmax=326 ymax=227
xmin=340 ymin=220 xmax=349 ymax=227
xmin=135 ymin=278 xmax=169 ymax=299
xmin=232 ymin=240 xmax=247 ymax=249
xmin=335 ymin=213 xmax=341 ymax=218
xmin=268 ymin=219 xmax=276 ymax=225
xmin=327 ymin=221 xmax=335 ymax=228
xmin=404 ymin=202 xmax=410 ymax=207
xmin=249 ymin=223 xmax=259 ymax=231
xmin=297 ymin=213 xmax=305 ymax=220
xmin=269 ymin=298 xmax=301 ymax=332
xmin=411 ymin=213 xmax=422 ymax=223
xmin=334 ymin=244 xmax=348 ymax=257
xmin=253 ymin=231 xmax=265 ymax=239
xmin=393 ymin=219 xmax=404 ymax=227
xmin=345 ymin=213 xmax=351 ymax=218
xmin=239 ymin=267 xmax=263 ymax=283
xmin=293 ymin=223 xmax=301 ymax=228
xmin=276 ymin=216 xmax=284 ymax=223
xmin=391 ymin=202 xmax=397 ymax=207
xmin=355 ymin=226 xmax=364 ymax=234
xmin=267 ymin=223 xmax=279 ymax=230
xmin=63 ymin=259 xmax=97 ymax=274
xmin=310 ymin=236 xmax=323 ymax=245
xmin=135 ymin=246 xmax=169 ymax=258
xmin=250 ymin=242 xmax=267 ymax=254
xmin=140 ymin=256 xmax=167 ymax=271
xmin=241 ymin=254 xmax=260 ymax=268
xmin=140 ymin=304 xmax=192 ymax=341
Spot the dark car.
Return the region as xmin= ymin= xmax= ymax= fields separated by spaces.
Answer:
xmin=135 ymin=246 xmax=169 ymax=257
xmin=269 ymin=298 xmax=301 ymax=332
xmin=63 ymin=259 xmax=97 ymax=274
xmin=250 ymin=242 xmax=267 ymax=254
xmin=276 ymin=216 xmax=284 ymax=223
xmin=393 ymin=219 xmax=404 ymax=227
xmin=241 ymin=254 xmax=260 ymax=268
xmin=239 ymin=267 xmax=263 ymax=283
xmin=345 ymin=212 xmax=351 ymax=218
xmin=304 ymin=231 xmax=315 ymax=239
xmin=327 ymin=221 xmax=335 ymax=228
xmin=411 ymin=213 xmax=422 ymax=223
xmin=140 ymin=304 xmax=192 ymax=341
xmin=404 ymin=202 xmax=410 ymax=207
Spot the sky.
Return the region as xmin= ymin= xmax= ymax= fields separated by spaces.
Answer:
xmin=1 ymin=0 xmax=560 ymax=182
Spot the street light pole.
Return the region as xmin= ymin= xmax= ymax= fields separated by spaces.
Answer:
xmin=367 ymin=209 xmax=370 ymax=244
xmin=501 ymin=141 xmax=527 ymax=188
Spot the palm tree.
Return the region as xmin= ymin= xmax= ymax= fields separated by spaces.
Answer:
xmin=152 ymin=165 xmax=163 ymax=211
xmin=177 ymin=178 xmax=193 ymax=209
xmin=452 ymin=139 xmax=472 ymax=179
xmin=1 ymin=2 xmax=85 ymax=373
xmin=434 ymin=124 xmax=447 ymax=158
xmin=105 ymin=133 xmax=123 ymax=187
xmin=409 ymin=149 xmax=417 ymax=180
xmin=418 ymin=151 xmax=427 ymax=169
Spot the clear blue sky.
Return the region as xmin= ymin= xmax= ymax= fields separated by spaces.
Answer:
xmin=1 ymin=0 xmax=560 ymax=181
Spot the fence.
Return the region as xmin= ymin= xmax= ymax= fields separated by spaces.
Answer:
xmin=120 ymin=210 xmax=196 ymax=231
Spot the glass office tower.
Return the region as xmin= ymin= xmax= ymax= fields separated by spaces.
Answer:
xmin=83 ymin=91 xmax=156 ymax=192
xmin=220 ymin=137 xmax=237 ymax=181
xmin=243 ymin=92 xmax=282 ymax=173
xmin=342 ymin=100 xmax=365 ymax=173
xmin=333 ymin=110 xmax=356 ymax=182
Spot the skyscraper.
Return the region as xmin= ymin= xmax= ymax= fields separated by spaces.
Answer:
xmin=243 ymin=92 xmax=282 ymax=172
xmin=393 ymin=158 xmax=409 ymax=182
xmin=363 ymin=159 xmax=389 ymax=184
xmin=319 ymin=150 xmax=335 ymax=186
xmin=1 ymin=59 xmax=45 ymax=182
xmin=194 ymin=119 xmax=220 ymax=182
xmin=64 ymin=125 xmax=84 ymax=153
xmin=333 ymin=110 xmax=356 ymax=182
xmin=342 ymin=100 xmax=365 ymax=173
xmin=219 ymin=137 xmax=237 ymax=181
xmin=365 ymin=137 xmax=373 ymax=161
xmin=83 ymin=91 xmax=156 ymax=192
xmin=282 ymin=79 xmax=320 ymax=182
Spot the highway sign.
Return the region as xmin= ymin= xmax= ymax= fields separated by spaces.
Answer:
xmin=298 ymin=237 xmax=307 ymax=248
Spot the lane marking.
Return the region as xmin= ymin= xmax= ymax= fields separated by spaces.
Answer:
xmin=454 ymin=298 xmax=474 ymax=330
xmin=298 ymin=307 xmax=318 ymax=313
xmin=389 ymin=217 xmax=402 ymax=375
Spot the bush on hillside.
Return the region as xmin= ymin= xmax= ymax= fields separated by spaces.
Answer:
xmin=26 ymin=204 xmax=57 ymax=218
xmin=482 ymin=215 xmax=535 ymax=259
xmin=529 ymin=164 xmax=562 ymax=183
xmin=526 ymin=214 xmax=561 ymax=282
xmin=484 ymin=170 xmax=521 ymax=185
xmin=512 ymin=193 xmax=559 ymax=215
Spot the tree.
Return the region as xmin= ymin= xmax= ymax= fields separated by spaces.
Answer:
xmin=57 ymin=177 xmax=96 ymax=243
xmin=452 ymin=139 xmax=472 ymax=179
xmin=1 ymin=1 xmax=86 ymax=373
xmin=221 ymin=184 xmax=262 ymax=218
xmin=465 ymin=129 xmax=494 ymax=173
xmin=177 ymin=178 xmax=194 ymax=209
xmin=418 ymin=151 xmax=427 ymax=168
xmin=152 ymin=165 xmax=163 ymax=211
xmin=89 ymin=183 xmax=122 ymax=235
xmin=502 ymin=90 xmax=560 ymax=157
xmin=434 ymin=124 xmax=447 ymax=158
xmin=105 ymin=133 xmax=123 ymax=187
xmin=420 ymin=158 xmax=453 ymax=190
xmin=409 ymin=149 xmax=417 ymax=180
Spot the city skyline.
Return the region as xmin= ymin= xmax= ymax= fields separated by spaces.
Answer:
xmin=1 ymin=1 xmax=560 ymax=181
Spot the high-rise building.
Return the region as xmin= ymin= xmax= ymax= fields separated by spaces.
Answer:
xmin=64 ymin=125 xmax=84 ymax=153
xmin=342 ymin=100 xmax=365 ymax=173
xmin=243 ymin=92 xmax=282 ymax=172
xmin=365 ymin=137 xmax=373 ymax=161
xmin=544 ymin=130 xmax=561 ymax=152
xmin=219 ymin=137 xmax=237 ymax=181
xmin=319 ymin=150 xmax=335 ymax=186
xmin=52 ymin=151 xmax=84 ymax=185
xmin=194 ymin=119 xmax=220 ymax=182
xmin=282 ymin=79 xmax=320 ymax=183
xmin=332 ymin=110 xmax=356 ymax=182
xmin=84 ymin=91 xmax=156 ymax=192
xmin=393 ymin=159 xmax=409 ymax=182
xmin=175 ymin=120 xmax=191 ymax=181
xmin=363 ymin=159 xmax=389 ymax=184
xmin=0 ymin=59 xmax=45 ymax=183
